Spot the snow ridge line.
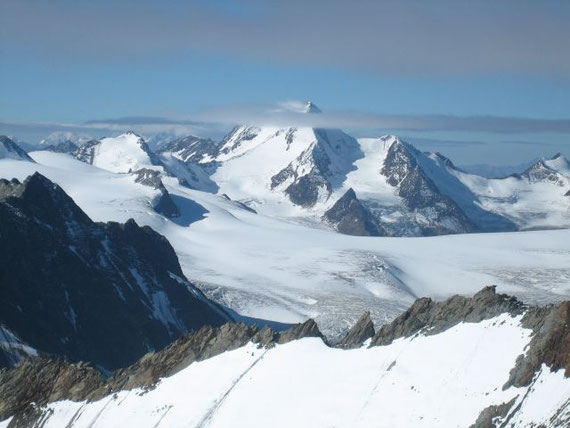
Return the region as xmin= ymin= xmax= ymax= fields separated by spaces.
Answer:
xmin=195 ymin=349 xmax=268 ymax=428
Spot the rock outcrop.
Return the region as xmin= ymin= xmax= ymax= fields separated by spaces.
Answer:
xmin=0 ymin=136 xmax=34 ymax=162
xmin=0 ymin=173 xmax=230 ymax=371
xmin=506 ymin=301 xmax=570 ymax=388
xmin=370 ymin=286 xmax=525 ymax=346
xmin=132 ymin=168 xmax=180 ymax=218
xmin=323 ymin=189 xmax=385 ymax=236
xmin=0 ymin=319 xmax=323 ymax=422
xmin=381 ymin=139 xmax=478 ymax=236
xmin=336 ymin=312 xmax=375 ymax=348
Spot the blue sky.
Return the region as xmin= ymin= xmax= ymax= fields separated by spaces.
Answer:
xmin=1 ymin=0 xmax=569 ymax=164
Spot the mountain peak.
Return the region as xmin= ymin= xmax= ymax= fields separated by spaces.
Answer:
xmin=304 ymin=101 xmax=322 ymax=114
xmin=124 ymin=130 xmax=143 ymax=140
xmin=0 ymin=136 xmax=34 ymax=162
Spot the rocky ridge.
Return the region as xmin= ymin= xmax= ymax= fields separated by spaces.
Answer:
xmin=0 ymin=319 xmax=322 ymax=422
xmin=323 ymin=188 xmax=386 ymax=236
xmin=1 ymin=287 xmax=568 ymax=425
xmin=0 ymin=136 xmax=34 ymax=162
xmin=0 ymin=173 xmax=230 ymax=372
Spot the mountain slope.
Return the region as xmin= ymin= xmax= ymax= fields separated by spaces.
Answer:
xmin=0 ymin=136 xmax=34 ymax=162
xmin=0 ymin=172 xmax=230 ymax=371
xmin=1 ymin=150 xmax=568 ymax=338
xmin=453 ymin=153 xmax=570 ymax=231
xmin=161 ymin=120 xmax=569 ymax=236
xmin=1 ymin=288 xmax=568 ymax=428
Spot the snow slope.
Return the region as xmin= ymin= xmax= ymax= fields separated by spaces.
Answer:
xmin=1 ymin=151 xmax=569 ymax=337
xmin=201 ymin=125 xmax=361 ymax=216
xmin=0 ymin=136 xmax=34 ymax=162
xmin=2 ymin=314 xmax=567 ymax=427
xmin=169 ymin=122 xmax=570 ymax=234
xmin=91 ymin=132 xmax=161 ymax=173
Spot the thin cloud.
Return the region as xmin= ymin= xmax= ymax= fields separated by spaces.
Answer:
xmin=1 ymin=0 xmax=569 ymax=77
xmin=192 ymin=103 xmax=570 ymax=134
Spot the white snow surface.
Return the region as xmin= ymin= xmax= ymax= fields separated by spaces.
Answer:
xmin=192 ymin=128 xmax=570 ymax=231
xmin=1 ymin=151 xmax=569 ymax=337
xmin=39 ymin=131 xmax=92 ymax=147
xmin=2 ymin=314 xmax=568 ymax=427
xmin=92 ymin=132 xmax=160 ymax=174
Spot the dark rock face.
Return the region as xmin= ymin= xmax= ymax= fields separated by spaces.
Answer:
xmin=285 ymin=173 xmax=330 ymax=208
xmin=506 ymin=301 xmax=570 ymax=388
xmin=469 ymin=397 xmax=517 ymax=428
xmin=277 ymin=143 xmax=335 ymax=208
xmin=0 ymin=358 xmax=105 ymax=422
xmin=323 ymin=189 xmax=386 ymax=236
xmin=520 ymin=159 xmax=564 ymax=186
xmin=132 ymin=168 xmax=180 ymax=218
xmin=155 ymin=135 xmax=218 ymax=163
xmin=272 ymin=129 xmax=362 ymax=208
xmin=0 ymin=173 xmax=230 ymax=371
xmin=73 ymin=139 xmax=100 ymax=164
xmin=277 ymin=319 xmax=324 ymax=344
xmin=0 ymin=319 xmax=323 ymax=422
xmin=370 ymin=286 xmax=525 ymax=346
xmin=218 ymin=126 xmax=260 ymax=157
xmin=43 ymin=141 xmax=78 ymax=154
xmin=0 ymin=136 xmax=34 ymax=162
xmin=381 ymin=140 xmax=478 ymax=236
xmin=336 ymin=312 xmax=375 ymax=349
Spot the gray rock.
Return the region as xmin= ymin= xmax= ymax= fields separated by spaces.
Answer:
xmin=370 ymin=286 xmax=525 ymax=346
xmin=0 ymin=136 xmax=34 ymax=162
xmin=285 ymin=173 xmax=330 ymax=208
xmin=0 ymin=173 xmax=230 ymax=371
xmin=469 ymin=397 xmax=516 ymax=428
xmin=0 ymin=358 xmax=105 ymax=422
xmin=336 ymin=312 xmax=375 ymax=349
xmin=381 ymin=140 xmax=478 ymax=235
xmin=43 ymin=140 xmax=78 ymax=154
xmin=520 ymin=159 xmax=564 ymax=186
xmin=0 ymin=318 xmax=326 ymax=422
xmin=277 ymin=319 xmax=324 ymax=344
xmin=132 ymin=168 xmax=180 ymax=218
xmin=505 ymin=301 xmax=570 ymax=388
xmin=323 ymin=189 xmax=386 ymax=236
xmin=155 ymin=135 xmax=218 ymax=163
xmin=73 ymin=139 xmax=100 ymax=164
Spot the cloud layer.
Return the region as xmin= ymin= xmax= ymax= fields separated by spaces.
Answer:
xmin=2 ymin=0 xmax=569 ymax=77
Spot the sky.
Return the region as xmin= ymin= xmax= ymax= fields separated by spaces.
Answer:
xmin=1 ymin=0 xmax=569 ymax=165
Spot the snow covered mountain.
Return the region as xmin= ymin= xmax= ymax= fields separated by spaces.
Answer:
xmin=0 ymin=172 xmax=231 ymax=371
xmin=74 ymin=131 xmax=162 ymax=173
xmin=144 ymin=105 xmax=569 ymax=236
xmin=0 ymin=136 xmax=34 ymax=162
xmin=30 ymin=118 xmax=570 ymax=237
xmin=39 ymin=131 xmax=93 ymax=148
xmin=1 ymin=287 xmax=568 ymax=427
xmin=3 ymin=137 xmax=567 ymax=337
xmin=174 ymin=103 xmax=363 ymax=214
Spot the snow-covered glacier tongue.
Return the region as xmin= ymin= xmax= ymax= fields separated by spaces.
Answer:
xmin=1 ymin=287 xmax=568 ymax=428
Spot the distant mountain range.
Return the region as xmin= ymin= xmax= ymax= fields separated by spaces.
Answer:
xmin=21 ymin=102 xmax=567 ymax=237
